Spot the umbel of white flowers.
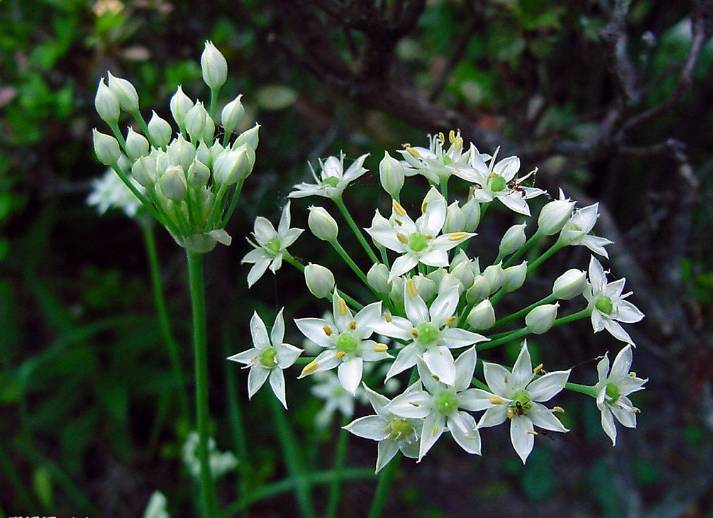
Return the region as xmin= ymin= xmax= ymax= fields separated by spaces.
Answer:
xmin=92 ymin=41 xmax=259 ymax=253
xmin=229 ymin=130 xmax=648 ymax=470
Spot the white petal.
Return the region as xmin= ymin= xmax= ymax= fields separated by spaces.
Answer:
xmin=478 ymin=406 xmax=508 ymax=428
xmin=604 ymin=319 xmax=634 ymax=344
xmin=275 ymin=342 xmax=302 ymax=368
xmin=581 ymin=235 xmax=612 ymax=258
xmin=387 ymin=389 xmax=432 ymax=419
xmin=277 ymin=201 xmax=291 ymax=235
xmin=499 ymin=192 xmax=531 ymax=216
xmin=416 ymin=359 xmax=443 ymax=394
xmin=511 ymin=341 xmax=534 ymax=389
xmin=247 ymin=259 xmax=270 ymax=287
xmin=404 ymin=286 xmax=429 ymax=324
xmin=376 ymin=439 xmax=400 ymax=473
xmin=332 ymin=290 xmax=354 ymax=330
xmin=448 ymin=411 xmax=481 ymax=454
xmin=294 ymin=318 xmax=334 ymax=348
xmin=483 ymin=362 xmax=511 ymax=397
xmin=600 ymin=405 xmax=617 ymax=445
xmin=363 ymin=384 xmax=391 ymax=415
xmin=610 ymin=345 xmax=633 ymax=379
xmin=418 ymin=189 xmax=447 ymax=235
xmin=269 ymin=368 xmax=287 ymax=408
xmin=441 ymin=328 xmax=488 ymax=348
xmin=338 ymin=357 xmax=364 ymax=395
xmin=281 ymin=227 xmax=304 ymax=248
xmin=588 ymin=256 xmax=607 ymax=292
xmin=419 ymin=248 xmax=449 ymax=267
xmin=422 ymin=346 xmax=456 ymax=386
xmin=572 ymin=204 xmax=598 ymax=233
xmin=385 ymin=344 xmax=419 ymax=380
xmin=302 ymin=350 xmax=340 ymax=375
xmin=615 ymin=300 xmax=644 ymax=323
xmin=510 ymin=415 xmax=534 ymax=464
xmin=596 ymin=353 xmax=610 ymax=383
xmin=372 ymin=318 xmax=412 ymax=340
xmin=430 ymin=234 xmax=473 ymax=252
xmin=527 ymin=370 xmax=570 ymax=402
xmin=389 ymin=254 xmax=419 ymax=281
xmin=418 ymin=412 xmax=445 ymax=461
xmin=269 ymin=254 xmax=283 ymax=273
xmin=250 ymin=312 xmax=270 ymax=348
xmin=494 ymin=156 xmax=520 ymax=180
xmin=355 ymin=302 xmax=383 ymax=336
xmin=344 ymin=415 xmax=389 ymax=441
xmin=453 ymin=347 xmax=477 ymax=391
xmin=271 ymin=308 xmax=285 ymax=346
xmin=342 ymin=153 xmax=369 ymax=182
xmin=428 ymin=287 xmax=459 ymax=327
xmin=591 ymin=310 xmax=606 ymax=333
xmin=247 ymin=365 xmax=270 ymax=399
xmin=366 ymin=225 xmax=404 ymax=252
xmin=242 ymin=247 xmax=270 ymax=264
xmin=528 ymin=402 xmax=567 ymax=432
xmin=227 ymin=348 xmax=257 ymax=365
xmin=458 ymin=388 xmax=495 ymax=411
xmin=253 ymin=217 xmax=277 ymax=244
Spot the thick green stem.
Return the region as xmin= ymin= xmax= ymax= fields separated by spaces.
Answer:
xmin=439 ymin=177 xmax=449 ymax=199
xmin=209 ymin=88 xmax=220 ymax=120
xmin=334 ymin=196 xmax=379 ymax=264
xmin=186 ymin=252 xmax=218 ymax=518
xmin=565 ymin=382 xmax=597 ymax=397
xmin=143 ymin=224 xmax=190 ymax=423
xmin=490 ymin=293 xmax=557 ymax=329
xmin=221 ymin=177 xmax=246 ymax=227
xmin=331 ymin=240 xmax=371 ymax=291
xmin=527 ymin=240 xmax=564 ymax=273
xmin=326 ymin=418 xmax=350 ymax=518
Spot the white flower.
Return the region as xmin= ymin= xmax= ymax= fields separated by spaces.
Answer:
xmin=242 ymin=202 xmax=304 ymax=287
xmin=143 ymin=491 xmax=170 ymax=518
xmin=289 ymin=152 xmax=369 ymax=200
xmin=87 ymin=169 xmax=143 ymax=218
xmin=344 ymin=383 xmax=421 ymax=472
xmin=366 ymin=188 xmax=474 ymax=281
xmin=559 ymin=203 xmax=612 ymax=258
xmin=227 ymin=309 xmax=303 ymax=408
xmin=386 ymin=348 xmax=483 ymax=461
xmin=295 ymin=291 xmax=389 ymax=394
xmin=182 ymin=431 xmax=238 ymax=479
xmin=474 ymin=341 xmax=570 ymax=463
xmin=311 ymin=371 xmax=358 ymax=428
xmin=396 ymin=131 xmax=473 ymax=184
xmin=467 ymin=149 xmax=544 ymax=216
xmin=374 ymin=280 xmax=487 ymax=385
xmin=585 ymin=256 xmax=644 ymax=344
xmin=595 ymin=345 xmax=647 ymax=445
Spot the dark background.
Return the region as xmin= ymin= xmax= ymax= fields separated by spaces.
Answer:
xmin=1 ymin=0 xmax=713 ymax=516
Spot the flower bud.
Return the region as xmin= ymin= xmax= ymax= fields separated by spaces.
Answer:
xmin=107 ymin=72 xmax=139 ymax=112
xmin=196 ymin=141 xmax=212 ymax=167
xmin=444 ymin=202 xmax=466 ymax=233
xmin=451 ymin=260 xmax=475 ymax=290
xmin=185 ymin=102 xmax=208 ymax=142
xmin=389 ymin=277 xmax=405 ymax=307
xmin=148 ymin=111 xmax=172 ymax=147
xmin=553 ymin=269 xmax=586 ymax=300
xmin=482 ymin=263 xmax=504 ymax=295
xmin=308 ymin=206 xmax=338 ymax=242
xmin=117 ymin=153 xmax=131 ymax=172
xmin=439 ymin=273 xmax=462 ymax=295
xmin=462 ymin=197 xmax=480 ymax=232
xmin=210 ymin=141 xmax=225 ymax=166
xmin=201 ymin=41 xmax=228 ymax=90
xmin=188 ymin=160 xmax=211 ymax=188
xmin=414 ymin=275 xmax=437 ymax=302
xmin=93 ymin=129 xmax=121 ymax=165
xmin=538 ymin=193 xmax=575 ymax=235
xmin=467 ymin=299 xmax=495 ymax=330
xmin=560 ymin=219 xmax=585 ymax=244
xmin=132 ymin=155 xmax=158 ymax=187
xmin=304 ymin=263 xmax=335 ymax=299
xmin=125 ymin=127 xmax=149 ymax=161
xmin=499 ymin=223 xmax=526 ymax=257
xmin=233 ymin=123 xmax=260 ymax=151
xmin=94 ymin=78 xmax=120 ymax=124
xmin=159 ymin=165 xmax=187 ymax=201
xmin=466 ymin=275 xmax=490 ymax=304
xmin=501 ymin=261 xmax=527 ymax=292
xmin=525 ymin=303 xmax=559 ymax=334
xmin=213 ymin=148 xmax=247 ymax=185
xmin=237 ymin=144 xmax=256 ymax=180
xmin=202 ymin=115 xmax=215 ymax=142
xmin=167 ymin=135 xmax=196 ymax=171
xmin=367 ymin=263 xmax=390 ymax=295
xmin=221 ymin=94 xmax=244 ymax=135
xmin=170 ymin=86 xmax=193 ymax=129
xmin=378 ymin=151 xmax=404 ymax=199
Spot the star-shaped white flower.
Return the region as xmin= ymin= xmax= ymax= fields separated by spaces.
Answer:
xmin=311 ymin=371 xmax=359 ymax=428
xmin=242 ymin=201 xmax=304 ymax=287
xmin=288 ymin=152 xmax=369 ymax=200
xmin=467 ymin=148 xmax=544 ymax=216
xmin=295 ymin=291 xmax=389 ymax=395
xmin=559 ymin=203 xmax=612 ymax=258
xmin=595 ymin=345 xmax=647 ymax=445
xmin=227 ymin=309 xmax=302 ymax=408
xmin=344 ymin=383 xmax=421 ymax=473
xmin=396 ymin=131 xmax=476 ymax=184
xmin=386 ymin=347 xmax=483 ymax=461
xmin=366 ymin=188 xmax=474 ymax=281
xmin=473 ymin=341 xmax=570 ymax=463
xmin=585 ymin=256 xmax=644 ymax=344
xmin=374 ymin=280 xmax=487 ymax=385
xmin=87 ymin=168 xmax=143 ymax=218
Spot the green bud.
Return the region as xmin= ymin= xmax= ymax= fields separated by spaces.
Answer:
xmin=125 ymin=127 xmax=149 ymax=161
xmin=499 ymin=223 xmax=526 ymax=257
xmin=92 ymin=129 xmax=121 ymax=166
xmin=525 ymin=303 xmax=559 ymax=334
xmin=501 ymin=261 xmax=527 ymax=293
xmin=159 ymin=165 xmax=187 ymax=201
xmin=538 ymin=195 xmax=575 ymax=236
xmin=462 ymin=197 xmax=481 ymax=232
xmin=94 ymin=78 xmax=120 ymax=124
xmin=221 ymin=94 xmax=244 ymax=135
xmin=553 ymin=269 xmax=586 ymax=300
xmin=201 ymin=41 xmax=228 ymax=90
xmin=213 ymin=148 xmax=247 ymax=185
xmin=169 ymin=85 xmax=193 ymax=129
xmin=107 ymin=71 xmax=139 ymax=112
xmin=304 ymin=263 xmax=335 ymax=299
xmin=148 ymin=111 xmax=172 ymax=148
xmin=308 ymin=206 xmax=339 ymax=241
xmin=188 ymin=160 xmax=210 ymax=188
xmin=185 ymin=102 xmax=208 ymax=142
xmin=167 ymin=135 xmax=196 ymax=171
xmin=443 ymin=202 xmax=466 ymax=233
xmin=131 ymin=155 xmax=158 ymax=187
xmin=467 ymin=299 xmax=495 ymax=330
xmin=233 ymin=123 xmax=260 ymax=152
xmin=367 ymin=263 xmax=390 ymax=295
xmin=482 ymin=263 xmax=504 ymax=295
xmin=378 ymin=151 xmax=405 ymax=199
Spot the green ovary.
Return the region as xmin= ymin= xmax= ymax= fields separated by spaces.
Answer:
xmin=408 ymin=232 xmax=430 ymax=252
xmin=389 ymin=417 xmax=413 ymax=438
xmin=265 ymin=237 xmax=282 ymax=255
xmin=336 ymin=332 xmax=359 ymax=355
xmin=259 ymin=347 xmax=277 ymax=368
xmin=489 ymin=175 xmax=506 ymax=192
xmin=510 ymin=389 xmax=531 ymax=415
xmin=323 ymin=176 xmax=340 ymax=187
xmin=435 ymin=390 xmax=458 ymax=416
xmin=417 ymin=322 xmax=440 ymax=346
xmin=595 ymin=296 xmax=614 ymax=315
xmin=605 ymin=382 xmax=620 ymax=401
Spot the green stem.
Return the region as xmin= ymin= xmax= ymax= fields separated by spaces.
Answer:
xmin=565 ymin=382 xmax=596 ymax=397
xmin=109 ymin=161 xmax=164 ymax=225
xmin=378 ymin=245 xmax=390 ymax=268
xmin=551 ymin=308 xmax=591 ymax=328
xmin=490 ymin=293 xmax=557 ymax=329
xmin=221 ymin=177 xmax=246 ymax=228
xmin=209 ymin=88 xmax=220 ymax=120
xmin=331 ymin=240 xmax=370 ymax=288
xmin=269 ymin=394 xmax=315 ymax=518
xmin=108 ymin=121 xmax=127 ymax=149
xmin=527 ymin=240 xmax=564 ymax=273
xmin=439 ymin=177 xmax=449 ymax=199
xmin=326 ymin=418 xmax=350 ymax=518
xmin=284 ymin=254 xmax=364 ymax=310
xmin=186 ymin=251 xmax=218 ymax=518
xmin=143 ymin=224 xmax=190 ymax=423
xmin=503 ymin=229 xmax=543 ymax=268
xmin=334 ymin=196 xmax=379 ymax=264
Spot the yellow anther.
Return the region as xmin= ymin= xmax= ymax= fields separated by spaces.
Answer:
xmin=533 ymin=363 xmax=544 ymax=375
xmin=406 ymin=147 xmax=421 ymax=158
xmin=337 ymin=297 xmax=348 ymax=316
xmin=410 ymin=328 xmax=419 ymax=338
xmin=349 ymin=320 xmax=357 ymax=330
xmin=552 ymin=406 xmax=565 ymax=413
xmin=392 ymin=200 xmax=407 ymax=216
xmin=629 ymin=371 xmax=637 ymax=377
xmin=527 ymin=430 xmax=539 ymax=436
xmin=394 ymin=218 xmax=403 ymax=226
xmin=323 ymin=325 xmax=333 ymax=336
xmin=633 ymin=406 xmax=641 ymax=414
xmin=421 ymin=201 xmax=428 ymax=213
xmin=432 ymin=425 xmax=439 ymax=437
xmin=397 ymin=232 xmax=409 ymax=244
xmin=464 ymin=434 xmax=477 ymax=440
xmin=336 ymin=351 xmax=346 ymax=360
xmin=374 ymin=343 xmax=389 ymax=353
xmin=489 ymin=396 xmax=505 ymax=405
xmin=448 ymin=129 xmax=456 ymax=143
xmin=301 ymin=360 xmax=319 ymax=376
xmin=406 ymin=279 xmax=418 ymax=297
xmin=445 ymin=316 xmax=456 ymax=327
xmin=506 ymin=409 xmax=514 ymax=419
xmin=447 ymin=232 xmax=467 ymax=241
xmin=433 ymin=375 xmax=441 ymax=382
xmin=383 ymin=312 xmax=392 ymax=323
xmin=438 ymin=131 xmax=445 ymax=141
xmin=402 ymin=142 xmax=411 ymax=148
xmin=455 ymin=137 xmax=463 ymax=148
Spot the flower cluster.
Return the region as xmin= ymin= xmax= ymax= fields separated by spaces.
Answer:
xmin=92 ymin=42 xmax=258 ymax=253
xmin=229 ymin=131 xmax=647 ymax=470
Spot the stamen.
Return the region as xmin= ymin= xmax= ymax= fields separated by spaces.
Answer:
xmin=447 ymin=232 xmax=467 ymax=241
xmin=397 ymin=232 xmax=409 ymax=244
xmin=393 ymin=200 xmax=407 ymax=216
xmin=533 ymin=363 xmax=544 ymax=375
xmin=552 ymin=406 xmax=565 ymax=413
xmin=323 ymin=325 xmax=333 ymax=336
xmin=448 ymin=130 xmax=456 ymax=143
xmin=406 ymin=147 xmax=420 ymax=158
xmin=410 ymin=328 xmax=419 ymax=338
xmin=337 ymin=297 xmax=348 ymax=316
xmin=445 ymin=316 xmax=456 ymax=327
xmin=335 ymin=351 xmax=346 ymax=360
xmin=489 ymin=396 xmax=505 ymax=405
xmin=527 ymin=430 xmax=539 ymax=436
xmin=301 ymin=360 xmax=319 ymax=376
xmin=349 ymin=320 xmax=357 ymax=330
xmin=421 ymin=201 xmax=428 ymax=213
xmin=383 ymin=312 xmax=393 ymax=323
xmin=406 ymin=279 xmax=418 ymax=297
xmin=374 ymin=343 xmax=389 ymax=353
